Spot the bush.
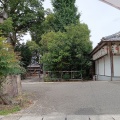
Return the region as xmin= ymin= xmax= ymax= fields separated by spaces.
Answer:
xmin=62 ymin=73 xmax=70 ymax=80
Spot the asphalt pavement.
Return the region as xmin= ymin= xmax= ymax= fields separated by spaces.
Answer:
xmin=20 ymin=79 xmax=120 ymax=115
xmin=1 ymin=78 xmax=120 ymax=119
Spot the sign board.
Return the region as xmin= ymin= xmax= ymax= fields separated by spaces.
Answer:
xmin=93 ymin=46 xmax=108 ymax=60
xmin=93 ymin=45 xmax=120 ymax=60
xmin=112 ymin=45 xmax=119 ymax=54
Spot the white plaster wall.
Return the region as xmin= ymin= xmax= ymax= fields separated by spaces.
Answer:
xmin=94 ymin=55 xmax=120 ymax=80
xmin=98 ymin=58 xmax=104 ymax=75
xmin=113 ymin=56 xmax=120 ymax=76
xmin=105 ymin=55 xmax=111 ymax=76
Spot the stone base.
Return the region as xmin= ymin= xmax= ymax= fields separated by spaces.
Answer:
xmin=95 ymin=75 xmax=120 ymax=81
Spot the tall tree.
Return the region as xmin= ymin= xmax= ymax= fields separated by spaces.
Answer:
xmin=0 ymin=34 xmax=25 ymax=104
xmin=30 ymin=22 xmax=44 ymax=45
xmin=51 ymin=0 xmax=80 ymax=31
xmin=41 ymin=23 xmax=92 ymax=77
xmin=30 ymin=8 xmax=53 ymax=44
xmin=0 ymin=0 xmax=44 ymax=47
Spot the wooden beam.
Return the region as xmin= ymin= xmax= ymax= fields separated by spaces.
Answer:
xmin=104 ymin=56 xmax=105 ymax=76
xmin=108 ymin=42 xmax=114 ymax=81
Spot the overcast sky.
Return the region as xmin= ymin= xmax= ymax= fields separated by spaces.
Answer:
xmin=24 ymin=0 xmax=120 ymax=48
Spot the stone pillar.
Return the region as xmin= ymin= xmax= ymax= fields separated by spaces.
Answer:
xmin=16 ymin=75 xmax=22 ymax=96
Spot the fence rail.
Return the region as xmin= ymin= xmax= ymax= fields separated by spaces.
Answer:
xmin=44 ymin=71 xmax=82 ymax=81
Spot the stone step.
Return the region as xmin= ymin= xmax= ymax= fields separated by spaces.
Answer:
xmin=1 ymin=115 xmax=120 ymax=120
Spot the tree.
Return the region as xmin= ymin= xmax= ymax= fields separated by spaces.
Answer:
xmin=26 ymin=41 xmax=40 ymax=52
xmin=30 ymin=8 xmax=54 ymax=44
xmin=0 ymin=37 xmax=25 ymax=77
xmin=40 ymin=23 xmax=92 ymax=77
xmin=15 ymin=41 xmax=40 ymax=69
xmin=30 ymin=23 xmax=44 ymax=45
xmin=26 ymin=41 xmax=40 ymax=65
xmin=0 ymin=0 xmax=44 ymax=47
xmin=51 ymin=0 xmax=80 ymax=31
xmin=15 ymin=43 xmax=32 ymax=69
xmin=42 ymin=13 xmax=55 ymax=33
xmin=0 ymin=35 xmax=25 ymax=91
xmin=0 ymin=17 xmax=13 ymax=36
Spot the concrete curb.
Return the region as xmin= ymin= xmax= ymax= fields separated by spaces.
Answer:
xmin=1 ymin=115 xmax=120 ymax=120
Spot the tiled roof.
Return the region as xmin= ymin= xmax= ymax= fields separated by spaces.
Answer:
xmin=90 ymin=31 xmax=120 ymax=55
xmin=102 ymin=31 xmax=120 ymax=41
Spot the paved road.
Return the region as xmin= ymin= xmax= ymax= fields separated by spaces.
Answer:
xmin=1 ymin=80 xmax=120 ymax=120
xmin=19 ymin=80 xmax=120 ymax=115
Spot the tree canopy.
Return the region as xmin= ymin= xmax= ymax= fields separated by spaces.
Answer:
xmin=39 ymin=0 xmax=93 ymax=79
xmin=0 ymin=0 xmax=44 ymax=46
xmin=15 ymin=43 xmax=32 ymax=69
xmin=0 ymin=0 xmax=93 ymax=80
xmin=0 ymin=35 xmax=25 ymax=88
xmin=51 ymin=0 xmax=80 ymax=31
xmin=40 ymin=23 xmax=92 ymax=76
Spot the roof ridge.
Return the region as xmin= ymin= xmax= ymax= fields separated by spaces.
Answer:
xmin=102 ymin=31 xmax=120 ymax=41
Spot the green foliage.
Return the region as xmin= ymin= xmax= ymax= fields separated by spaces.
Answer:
xmin=0 ymin=35 xmax=25 ymax=88
xmin=0 ymin=0 xmax=44 ymax=46
xmin=41 ymin=23 xmax=92 ymax=77
xmin=30 ymin=24 xmax=44 ymax=45
xmin=42 ymin=13 xmax=56 ymax=32
xmin=62 ymin=73 xmax=70 ymax=79
xmin=0 ymin=18 xmax=13 ymax=35
xmin=15 ymin=43 xmax=32 ymax=69
xmin=15 ymin=41 xmax=40 ymax=69
xmin=0 ymin=106 xmax=21 ymax=115
xmin=26 ymin=41 xmax=40 ymax=52
xmin=51 ymin=0 xmax=80 ymax=31
xmin=30 ymin=9 xmax=53 ymax=44
xmin=26 ymin=40 xmax=40 ymax=66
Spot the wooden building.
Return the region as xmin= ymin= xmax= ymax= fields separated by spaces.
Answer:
xmin=27 ymin=64 xmax=41 ymax=76
xmin=91 ymin=32 xmax=120 ymax=81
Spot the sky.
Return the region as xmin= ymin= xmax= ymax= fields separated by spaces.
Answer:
xmin=23 ymin=0 xmax=120 ymax=48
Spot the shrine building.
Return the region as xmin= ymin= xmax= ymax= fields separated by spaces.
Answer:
xmin=91 ymin=32 xmax=120 ymax=81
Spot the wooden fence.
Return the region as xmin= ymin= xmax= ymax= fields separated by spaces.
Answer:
xmin=43 ymin=71 xmax=82 ymax=81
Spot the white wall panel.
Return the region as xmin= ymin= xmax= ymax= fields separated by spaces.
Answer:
xmin=105 ymin=55 xmax=111 ymax=76
xmin=113 ymin=56 xmax=120 ymax=76
xmin=98 ymin=58 xmax=104 ymax=75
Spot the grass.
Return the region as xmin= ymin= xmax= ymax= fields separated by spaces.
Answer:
xmin=0 ymin=93 xmax=33 ymax=115
xmin=0 ymin=105 xmax=21 ymax=115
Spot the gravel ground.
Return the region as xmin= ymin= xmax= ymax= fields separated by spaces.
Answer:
xmin=19 ymin=79 xmax=120 ymax=116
